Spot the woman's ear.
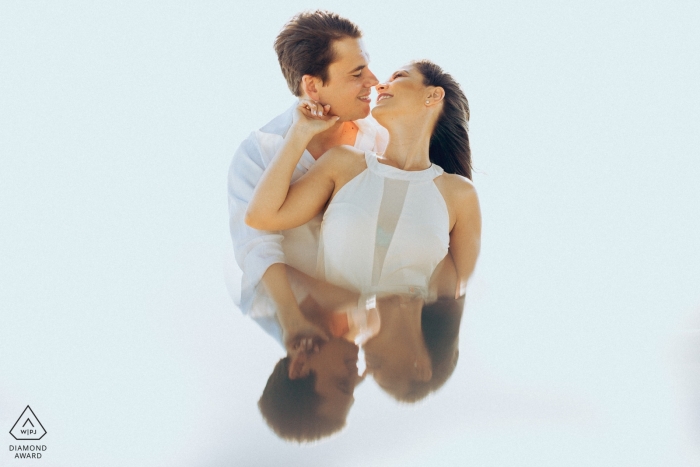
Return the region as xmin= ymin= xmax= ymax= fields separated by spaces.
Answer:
xmin=430 ymin=86 xmax=445 ymax=103
xmin=301 ymin=75 xmax=322 ymax=101
xmin=426 ymin=86 xmax=445 ymax=106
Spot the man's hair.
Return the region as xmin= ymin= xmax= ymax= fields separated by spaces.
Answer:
xmin=274 ymin=10 xmax=362 ymax=96
xmin=258 ymin=357 xmax=345 ymax=442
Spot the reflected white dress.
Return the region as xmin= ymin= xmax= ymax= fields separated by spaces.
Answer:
xmin=317 ymin=151 xmax=450 ymax=298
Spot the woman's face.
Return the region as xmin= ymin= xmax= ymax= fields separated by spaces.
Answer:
xmin=364 ymin=342 xmax=431 ymax=397
xmin=371 ymin=64 xmax=428 ymax=123
xmin=362 ymin=295 xmax=432 ymax=398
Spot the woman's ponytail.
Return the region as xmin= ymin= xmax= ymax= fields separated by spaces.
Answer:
xmin=413 ymin=60 xmax=472 ymax=180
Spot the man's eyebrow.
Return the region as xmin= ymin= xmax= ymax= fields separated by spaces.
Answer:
xmin=349 ymin=64 xmax=366 ymax=74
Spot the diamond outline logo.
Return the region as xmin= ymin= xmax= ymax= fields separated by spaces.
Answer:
xmin=10 ymin=406 xmax=47 ymax=441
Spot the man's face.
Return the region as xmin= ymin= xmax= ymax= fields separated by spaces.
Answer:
xmin=309 ymin=338 xmax=362 ymax=421
xmin=315 ymin=37 xmax=378 ymax=122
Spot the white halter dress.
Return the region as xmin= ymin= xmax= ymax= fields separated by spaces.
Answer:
xmin=317 ymin=151 xmax=450 ymax=297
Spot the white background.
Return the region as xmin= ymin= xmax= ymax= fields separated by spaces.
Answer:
xmin=1 ymin=1 xmax=699 ymax=466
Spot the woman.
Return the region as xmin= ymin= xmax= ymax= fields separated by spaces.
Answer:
xmin=246 ymin=60 xmax=480 ymax=304
xmin=363 ymin=294 xmax=464 ymax=402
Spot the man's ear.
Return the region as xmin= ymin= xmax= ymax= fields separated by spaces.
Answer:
xmin=288 ymin=352 xmax=311 ymax=380
xmin=301 ymin=74 xmax=322 ymax=101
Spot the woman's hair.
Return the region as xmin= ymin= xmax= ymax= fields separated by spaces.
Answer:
xmin=274 ymin=10 xmax=362 ymax=97
xmin=412 ymin=60 xmax=472 ymax=180
xmin=258 ymin=357 xmax=345 ymax=442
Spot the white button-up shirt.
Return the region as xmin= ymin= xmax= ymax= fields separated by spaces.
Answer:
xmin=227 ymin=103 xmax=388 ymax=344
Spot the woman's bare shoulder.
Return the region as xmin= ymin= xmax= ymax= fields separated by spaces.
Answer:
xmin=435 ymin=173 xmax=478 ymax=204
xmin=317 ymin=145 xmax=367 ymax=174
xmin=322 ymin=145 xmax=366 ymax=163
xmin=434 ymin=173 xmax=481 ymax=233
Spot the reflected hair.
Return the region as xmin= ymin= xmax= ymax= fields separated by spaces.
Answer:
xmin=274 ymin=10 xmax=362 ymax=97
xmin=412 ymin=60 xmax=472 ymax=180
xmin=258 ymin=357 xmax=345 ymax=442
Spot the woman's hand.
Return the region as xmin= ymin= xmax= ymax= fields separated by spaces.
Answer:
xmin=291 ymin=99 xmax=340 ymax=138
xmin=244 ymin=99 xmax=341 ymax=232
xmin=283 ymin=316 xmax=329 ymax=355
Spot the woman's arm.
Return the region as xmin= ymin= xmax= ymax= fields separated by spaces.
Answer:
xmin=286 ymin=265 xmax=359 ymax=339
xmin=263 ymin=263 xmax=329 ymax=354
xmin=245 ymin=100 xmax=340 ymax=231
xmin=446 ymin=178 xmax=482 ymax=298
xmin=428 ymin=254 xmax=459 ymax=301
xmin=286 ymin=265 xmax=360 ymax=311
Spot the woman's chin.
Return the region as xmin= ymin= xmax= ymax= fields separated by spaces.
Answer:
xmin=370 ymin=106 xmax=388 ymax=125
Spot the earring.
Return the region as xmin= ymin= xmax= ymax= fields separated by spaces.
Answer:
xmin=425 ymin=100 xmax=430 ymax=104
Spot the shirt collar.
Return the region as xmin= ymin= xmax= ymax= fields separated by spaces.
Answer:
xmin=259 ymin=102 xmax=382 ymax=164
xmin=259 ymin=102 xmax=295 ymax=137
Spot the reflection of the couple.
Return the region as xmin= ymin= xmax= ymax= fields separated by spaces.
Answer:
xmin=256 ymin=266 xmax=463 ymax=442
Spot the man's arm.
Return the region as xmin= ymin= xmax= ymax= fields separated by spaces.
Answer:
xmin=228 ymin=135 xmax=287 ymax=291
xmin=228 ymin=133 xmax=326 ymax=351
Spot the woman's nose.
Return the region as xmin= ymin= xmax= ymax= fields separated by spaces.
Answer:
xmin=376 ymin=82 xmax=388 ymax=92
xmin=413 ymin=357 xmax=433 ymax=382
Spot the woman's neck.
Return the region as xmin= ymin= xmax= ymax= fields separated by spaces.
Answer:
xmin=381 ymin=117 xmax=433 ymax=171
xmin=377 ymin=295 xmax=424 ymax=335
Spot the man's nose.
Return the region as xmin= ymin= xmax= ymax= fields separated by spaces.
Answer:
xmin=365 ymin=68 xmax=379 ymax=87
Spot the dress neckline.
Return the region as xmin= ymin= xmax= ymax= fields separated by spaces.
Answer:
xmin=365 ymin=151 xmax=444 ymax=181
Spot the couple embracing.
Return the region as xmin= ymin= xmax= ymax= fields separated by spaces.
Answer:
xmin=228 ymin=10 xmax=480 ymax=441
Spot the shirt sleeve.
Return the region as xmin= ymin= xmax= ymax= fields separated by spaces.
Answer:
xmin=227 ymin=133 xmax=286 ymax=294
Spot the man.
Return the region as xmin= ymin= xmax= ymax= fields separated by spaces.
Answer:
xmin=228 ymin=10 xmax=387 ymax=358
xmin=258 ymin=331 xmax=363 ymax=442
